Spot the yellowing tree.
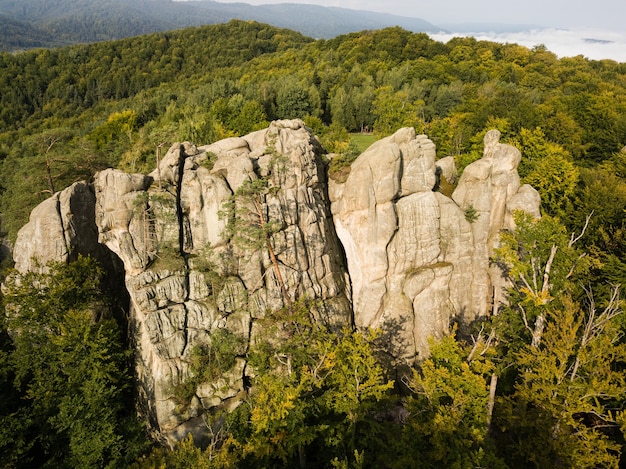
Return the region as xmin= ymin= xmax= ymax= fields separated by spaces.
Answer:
xmin=394 ymin=333 xmax=503 ymax=469
xmin=494 ymin=293 xmax=625 ymax=468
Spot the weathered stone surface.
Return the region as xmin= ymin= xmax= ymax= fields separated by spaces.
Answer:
xmin=94 ymin=169 xmax=154 ymax=275
xmin=11 ymin=119 xmax=351 ymax=445
xmin=330 ymin=128 xmax=540 ymax=360
xmin=13 ymin=181 xmax=106 ymax=272
xmin=451 ymin=129 xmax=538 ymax=319
xmin=10 ymin=121 xmax=541 ymax=444
xmin=121 ymin=120 xmax=351 ymax=442
xmin=436 ymin=155 xmax=458 ymax=185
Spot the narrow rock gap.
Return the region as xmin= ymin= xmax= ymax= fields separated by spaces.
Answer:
xmin=176 ymin=145 xmax=188 ymax=260
xmin=396 ymin=146 xmax=405 ymax=199
xmin=180 ymin=303 xmax=190 ymax=357
xmin=176 ymin=145 xmax=192 ymax=356
xmin=320 ymin=160 xmax=354 ymax=326
xmin=54 ymin=193 xmax=71 ymax=261
xmin=241 ymin=314 xmax=255 ymax=391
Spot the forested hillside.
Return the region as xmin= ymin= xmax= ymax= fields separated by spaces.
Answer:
xmin=1 ymin=21 xmax=624 ymax=283
xmin=0 ymin=0 xmax=440 ymax=51
xmin=1 ymin=21 xmax=626 ymax=468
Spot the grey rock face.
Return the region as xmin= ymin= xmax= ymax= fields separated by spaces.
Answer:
xmin=451 ymin=130 xmax=540 ymax=319
xmin=10 ymin=121 xmax=539 ymax=443
xmin=11 ymin=119 xmax=351 ymax=445
xmin=330 ymin=128 xmax=540 ymax=360
xmin=116 ymin=120 xmax=350 ymax=443
xmin=13 ymin=181 xmax=110 ymax=272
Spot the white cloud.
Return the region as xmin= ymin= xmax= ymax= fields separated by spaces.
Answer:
xmin=430 ymin=28 xmax=626 ymax=62
xmin=175 ymin=1 xmax=626 ymax=61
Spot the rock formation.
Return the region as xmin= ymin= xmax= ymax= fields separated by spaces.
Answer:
xmin=9 ymin=120 xmax=540 ymax=444
xmin=329 ymin=128 xmax=539 ymax=360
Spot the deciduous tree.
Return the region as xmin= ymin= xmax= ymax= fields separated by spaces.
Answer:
xmin=0 ymin=257 xmax=147 ymax=467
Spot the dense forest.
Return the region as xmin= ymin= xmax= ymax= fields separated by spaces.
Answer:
xmin=1 ymin=20 xmax=626 ymax=467
xmin=0 ymin=0 xmax=440 ymax=51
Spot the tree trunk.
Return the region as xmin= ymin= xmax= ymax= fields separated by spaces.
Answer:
xmin=487 ymin=373 xmax=498 ymax=428
xmin=253 ymin=195 xmax=291 ymax=307
xmin=46 ymin=159 xmax=55 ymax=195
xmin=531 ymin=313 xmax=545 ymax=348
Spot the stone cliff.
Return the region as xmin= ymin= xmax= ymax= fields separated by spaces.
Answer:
xmin=329 ymin=127 xmax=540 ymax=359
xmin=10 ymin=119 xmax=540 ymax=444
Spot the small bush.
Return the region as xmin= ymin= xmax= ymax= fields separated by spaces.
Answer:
xmin=464 ymin=204 xmax=479 ymax=223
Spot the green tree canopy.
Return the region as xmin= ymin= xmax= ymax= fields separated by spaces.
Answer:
xmin=0 ymin=256 xmax=147 ymax=467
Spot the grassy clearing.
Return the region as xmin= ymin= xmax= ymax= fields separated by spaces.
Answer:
xmin=350 ymin=134 xmax=378 ymax=153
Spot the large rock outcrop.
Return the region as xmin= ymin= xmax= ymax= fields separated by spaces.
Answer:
xmin=329 ymin=128 xmax=540 ymax=360
xmin=12 ymin=120 xmax=351 ymax=444
xmin=10 ymin=120 xmax=539 ymax=443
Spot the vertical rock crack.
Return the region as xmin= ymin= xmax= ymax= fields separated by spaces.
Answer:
xmin=176 ymin=145 xmax=191 ymax=356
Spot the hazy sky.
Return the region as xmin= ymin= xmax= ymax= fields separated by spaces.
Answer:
xmin=208 ymin=0 xmax=625 ymax=30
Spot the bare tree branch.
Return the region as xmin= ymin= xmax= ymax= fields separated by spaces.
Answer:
xmin=540 ymin=245 xmax=558 ymax=300
xmin=569 ymin=211 xmax=594 ymax=247
xmin=570 ymin=284 xmax=622 ymax=381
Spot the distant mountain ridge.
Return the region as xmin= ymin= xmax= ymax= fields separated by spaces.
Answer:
xmin=0 ymin=0 xmax=443 ymax=51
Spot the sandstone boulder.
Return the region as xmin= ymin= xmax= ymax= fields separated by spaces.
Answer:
xmin=330 ymin=128 xmax=540 ymax=360
xmin=13 ymin=181 xmax=113 ymax=273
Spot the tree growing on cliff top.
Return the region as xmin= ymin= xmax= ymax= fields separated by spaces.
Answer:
xmin=220 ymin=149 xmax=292 ymax=308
